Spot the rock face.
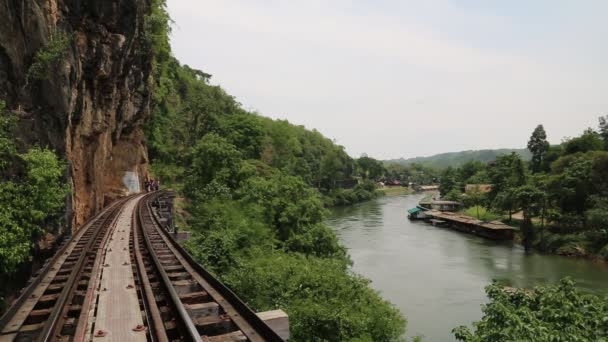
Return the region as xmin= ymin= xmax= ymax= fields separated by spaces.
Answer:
xmin=0 ymin=0 xmax=152 ymax=229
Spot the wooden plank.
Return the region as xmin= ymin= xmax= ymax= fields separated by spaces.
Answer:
xmin=93 ymin=197 xmax=147 ymax=342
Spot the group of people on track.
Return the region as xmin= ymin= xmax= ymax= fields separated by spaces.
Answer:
xmin=144 ymin=179 xmax=160 ymax=192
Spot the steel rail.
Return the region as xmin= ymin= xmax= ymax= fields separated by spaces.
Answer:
xmin=0 ymin=199 xmax=123 ymax=333
xmin=37 ymin=197 xmax=129 ymax=342
xmin=132 ymin=194 xmax=169 ymax=342
xmin=72 ymin=196 xmax=131 ymax=341
xmin=143 ymin=192 xmax=285 ymax=342
xmin=137 ymin=193 xmax=203 ymax=342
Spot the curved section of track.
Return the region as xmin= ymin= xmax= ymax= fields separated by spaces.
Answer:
xmin=133 ymin=192 xmax=284 ymax=342
xmin=0 ymin=196 xmax=131 ymax=342
xmin=0 ymin=192 xmax=285 ymax=342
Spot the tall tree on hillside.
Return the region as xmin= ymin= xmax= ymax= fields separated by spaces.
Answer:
xmin=514 ymin=185 xmax=546 ymax=251
xmin=599 ymin=115 xmax=608 ymax=149
xmin=356 ymin=156 xmax=384 ymax=180
xmin=488 ymin=153 xmax=526 ymax=200
xmin=527 ymin=124 xmax=550 ymax=173
xmin=439 ymin=166 xmax=459 ymax=196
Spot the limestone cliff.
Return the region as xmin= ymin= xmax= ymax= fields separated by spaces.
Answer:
xmin=0 ymin=0 xmax=152 ymax=228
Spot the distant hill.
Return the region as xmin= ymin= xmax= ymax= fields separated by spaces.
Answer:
xmin=385 ymin=148 xmax=531 ymax=169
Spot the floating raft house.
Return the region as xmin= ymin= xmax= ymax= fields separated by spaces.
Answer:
xmin=425 ymin=210 xmax=516 ymax=240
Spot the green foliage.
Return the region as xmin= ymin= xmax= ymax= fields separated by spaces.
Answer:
xmin=384 ymin=162 xmax=439 ymax=185
xmin=219 ymin=112 xmax=265 ymax=159
xmin=463 ymin=206 xmax=500 ymax=221
xmin=143 ymin=0 xmax=172 ymax=76
xmin=488 ymin=153 xmax=527 ymax=201
xmin=443 ymin=189 xmax=463 ymax=202
xmin=184 ymin=133 xmax=243 ymax=199
xmin=144 ymin=2 xmax=408 ymax=339
xmin=527 ymin=124 xmax=550 ymax=173
xmin=223 ymin=253 xmax=406 ymax=342
xmin=385 ymin=148 xmax=531 ymax=169
xmin=356 ymin=156 xmax=385 ymax=180
xmin=599 ymin=115 xmax=608 ymax=150
xmin=0 ymin=148 xmax=68 ymax=273
xmin=563 ymin=128 xmax=604 ymax=155
xmin=439 ymin=166 xmax=460 ymax=195
xmin=27 ymin=32 xmax=70 ymax=81
xmin=492 ymin=189 xmax=517 ymax=220
xmin=326 ymin=180 xmax=381 ymax=206
xmin=462 ymin=185 xmax=488 ymax=217
xmin=283 ymin=223 xmax=346 ymax=259
xmin=453 ymin=278 xmax=608 ymax=342
xmin=237 ymin=173 xmax=327 ymax=241
xmin=0 ymin=102 xmax=17 ymax=170
xmin=547 ymin=151 xmax=608 ymax=216
xmin=0 ymin=107 xmax=68 ymax=274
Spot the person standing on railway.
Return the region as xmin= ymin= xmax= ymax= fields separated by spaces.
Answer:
xmin=144 ymin=179 xmax=149 ymax=192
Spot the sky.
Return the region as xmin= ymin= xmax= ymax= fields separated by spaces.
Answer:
xmin=166 ymin=0 xmax=608 ymax=160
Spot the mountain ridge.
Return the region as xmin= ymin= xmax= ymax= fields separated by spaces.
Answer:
xmin=384 ymin=148 xmax=532 ymax=169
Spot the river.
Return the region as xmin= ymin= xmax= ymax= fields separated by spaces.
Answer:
xmin=326 ymin=193 xmax=608 ymax=342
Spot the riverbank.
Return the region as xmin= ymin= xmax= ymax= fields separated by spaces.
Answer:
xmin=380 ymin=186 xmax=414 ymax=196
xmin=327 ymin=193 xmax=608 ymax=341
xmin=457 ymin=206 xmax=608 ymax=262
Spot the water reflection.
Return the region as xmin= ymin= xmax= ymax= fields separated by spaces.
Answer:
xmin=326 ymin=194 xmax=608 ymax=342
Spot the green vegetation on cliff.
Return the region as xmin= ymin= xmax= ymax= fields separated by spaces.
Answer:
xmin=145 ymin=2 xmax=406 ymax=340
xmin=0 ymin=102 xmax=68 ymax=306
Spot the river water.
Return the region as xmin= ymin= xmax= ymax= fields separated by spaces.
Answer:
xmin=326 ymin=193 xmax=608 ymax=342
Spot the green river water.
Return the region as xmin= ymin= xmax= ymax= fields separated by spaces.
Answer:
xmin=326 ymin=193 xmax=608 ymax=342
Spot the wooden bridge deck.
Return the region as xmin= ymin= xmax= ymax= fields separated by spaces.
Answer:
xmin=93 ymin=197 xmax=147 ymax=341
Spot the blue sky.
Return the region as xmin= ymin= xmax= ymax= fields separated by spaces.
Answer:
xmin=167 ymin=0 xmax=608 ymax=159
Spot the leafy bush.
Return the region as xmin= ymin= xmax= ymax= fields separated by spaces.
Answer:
xmin=223 ymin=253 xmax=406 ymax=342
xmin=453 ymin=278 xmax=608 ymax=341
xmin=327 ymin=181 xmax=381 ymax=206
xmin=283 ymin=223 xmax=347 ymax=259
xmin=27 ymin=32 xmax=70 ymax=81
xmin=0 ymin=106 xmax=68 ymax=274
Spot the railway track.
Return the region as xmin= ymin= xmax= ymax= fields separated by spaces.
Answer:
xmin=133 ymin=193 xmax=284 ymax=342
xmin=0 ymin=192 xmax=285 ymax=342
xmin=0 ymin=196 xmax=129 ymax=341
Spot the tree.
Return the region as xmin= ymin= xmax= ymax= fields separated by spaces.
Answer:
xmin=488 ymin=153 xmax=526 ymax=202
xmin=356 ymin=156 xmax=384 ymax=180
xmin=0 ymin=148 xmax=68 ymax=274
xmin=453 ymin=278 xmax=608 ymax=342
xmin=527 ymin=124 xmax=550 ymax=173
xmin=563 ymin=128 xmax=604 ymax=155
xmin=184 ymin=133 xmax=243 ymax=199
xmin=513 ymin=184 xmax=545 ymax=251
xmin=464 ymin=185 xmax=486 ymax=219
xmin=236 ymin=173 xmax=326 ymax=241
xmin=492 ymin=189 xmax=516 ymax=221
xmin=458 ymin=161 xmax=486 ymax=182
xmin=599 ymin=115 xmax=608 ymax=149
xmin=220 ymin=112 xmax=265 ymax=159
xmin=439 ymin=166 xmax=459 ymax=196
